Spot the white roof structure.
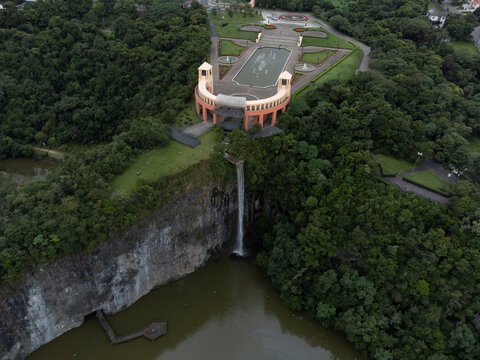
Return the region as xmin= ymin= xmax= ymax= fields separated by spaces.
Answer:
xmin=279 ymin=71 xmax=292 ymax=80
xmin=216 ymin=94 xmax=246 ymax=108
xmin=198 ymin=62 xmax=213 ymax=71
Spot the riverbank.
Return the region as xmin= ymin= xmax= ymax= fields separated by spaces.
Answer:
xmin=27 ymin=259 xmax=368 ymax=360
xmin=0 ymin=170 xmax=243 ymax=360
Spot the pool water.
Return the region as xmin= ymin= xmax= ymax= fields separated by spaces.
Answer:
xmin=233 ymin=48 xmax=291 ymax=88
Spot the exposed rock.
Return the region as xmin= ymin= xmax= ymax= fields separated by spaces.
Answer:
xmin=0 ymin=180 xmax=253 ymax=360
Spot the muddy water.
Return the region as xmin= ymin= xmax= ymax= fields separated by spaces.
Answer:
xmin=28 ymin=259 xmax=367 ymax=360
xmin=0 ymin=158 xmax=58 ymax=180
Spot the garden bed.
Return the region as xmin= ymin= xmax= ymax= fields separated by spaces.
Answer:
xmin=219 ymin=64 xmax=231 ymax=79
xmin=292 ymin=72 xmax=305 ymax=83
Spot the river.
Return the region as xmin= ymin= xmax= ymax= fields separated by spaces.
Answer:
xmin=28 ymin=259 xmax=367 ymax=360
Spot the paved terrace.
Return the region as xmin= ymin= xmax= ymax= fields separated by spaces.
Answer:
xmin=209 ymin=21 xmax=353 ymax=99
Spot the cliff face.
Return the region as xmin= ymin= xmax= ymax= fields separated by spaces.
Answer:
xmin=0 ymin=180 xmax=246 ymax=360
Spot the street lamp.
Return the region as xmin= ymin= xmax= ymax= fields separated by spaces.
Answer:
xmin=410 ymin=151 xmax=423 ymax=175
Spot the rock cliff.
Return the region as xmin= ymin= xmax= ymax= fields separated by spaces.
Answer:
xmin=0 ymin=180 xmax=244 ymax=360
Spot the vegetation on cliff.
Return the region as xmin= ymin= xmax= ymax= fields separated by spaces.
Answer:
xmin=0 ymin=0 xmax=212 ymax=282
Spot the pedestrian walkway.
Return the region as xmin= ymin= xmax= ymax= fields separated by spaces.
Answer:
xmin=383 ymin=169 xmax=450 ymax=205
xmin=96 ymin=310 xmax=167 ymax=344
xmin=170 ymin=126 xmax=200 ymax=148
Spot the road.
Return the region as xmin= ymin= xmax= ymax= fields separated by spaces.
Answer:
xmin=442 ymin=0 xmax=462 ymax=14
xmin=259 ymin=9 xmax=371 ymax=72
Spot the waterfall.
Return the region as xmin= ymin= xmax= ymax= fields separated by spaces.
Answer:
xmin=233 ymin=161 xmax=245 ymax=256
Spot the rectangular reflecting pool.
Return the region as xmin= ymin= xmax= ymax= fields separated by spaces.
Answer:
xmin=233 ymin=47 xmax=291 ymax=88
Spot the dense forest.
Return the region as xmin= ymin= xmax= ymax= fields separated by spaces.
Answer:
xmin=0 ymin=0 xmax=211 ymax=281
xmin=226 ymin=0 xmax=480 ymax=359
xmin=0 ymin=0 xmax=209 ymax=153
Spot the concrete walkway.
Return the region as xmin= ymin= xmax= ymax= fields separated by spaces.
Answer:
xmin=376 ymin=157 xmax=459 ymax=205
xmin=182 ymin=121 xmax=213 ymax=138
xmin=382 ymin=168 xmax=450 ymax=205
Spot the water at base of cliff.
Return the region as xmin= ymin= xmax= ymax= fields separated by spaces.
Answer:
xmin=28 ymin=260 xmax=368 ymax=360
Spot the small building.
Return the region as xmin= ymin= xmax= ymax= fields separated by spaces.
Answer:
xmin=0 ymin=5 xmax=4 ymax=10
xmin=463 ymin=0 xmax=480 ymax=12
xmin=427 ymin=9 xmax=447 ymax=28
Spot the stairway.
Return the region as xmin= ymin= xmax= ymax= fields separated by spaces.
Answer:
xmin=260 ymin=34 xmax=299 ymax=48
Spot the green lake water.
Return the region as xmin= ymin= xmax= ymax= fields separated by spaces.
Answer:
xmin=28 ymin=259 xmax=367 ymax=360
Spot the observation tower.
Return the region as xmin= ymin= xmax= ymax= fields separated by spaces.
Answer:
xmin=194 ymin=62 xmax=292 ymax=130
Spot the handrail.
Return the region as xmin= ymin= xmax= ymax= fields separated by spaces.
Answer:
xmin=196 ymin=81 xmax=289 ymax=111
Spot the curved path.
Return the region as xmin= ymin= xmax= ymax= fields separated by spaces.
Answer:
xmin=33 ymin=147 xmax=65 ymax=160
xmin=259 ymin=9 xmax=371 ymax=72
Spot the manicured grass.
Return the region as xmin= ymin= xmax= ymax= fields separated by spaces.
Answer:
xmin=301 ymin=30 xmax=355 ymax=49
xmin=404 ymin=170 xmax=449 ymax=195
xmin=375 ymin=154 xmax=414 ymax=176
xmin=173 ymin=102 xmax=201 ymax=128
xmin=293 ymin=48 xmax=362 ymax=101
xmin=111 ymin=131 xmax=218 ymax=194
xmin=301 ymin=50 xmax=337 ymax=64
xmin=467 ymin=137 xmax=480 ymax=153
xmin=211 ymin=12 xmax=263 ymax=41
xmin=313 ymin=47 xmax=362 ymax=85
xmin=219 ymin=39 xmax=245 ymax=55
xmin=450 ymin=41 xmax=479 ymax=54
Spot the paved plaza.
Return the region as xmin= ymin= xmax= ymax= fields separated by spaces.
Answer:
xmin=210 ymin=20 xmax=354 ymax=99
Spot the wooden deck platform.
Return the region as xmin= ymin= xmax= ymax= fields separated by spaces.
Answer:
xmin=96 ymin=310 xmax=167 ymax=344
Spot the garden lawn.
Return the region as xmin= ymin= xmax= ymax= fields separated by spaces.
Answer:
xmin=301 ymin=50 xmax=337 ymax=64
xmin=450 ymin=41 xmax=479 ymax=54
xmin=211 ymin=12 xmax=262 ymax=41
xmin=467 ymin=137 xmax=480 ymax=153
xmin=301 ymin=30 xmax=355 ymax=49
xmin=111 ymin=131 xmax=218 ymax=194
xmin=375 ymin=154 xmax=413 ymax=176
xmin=292 ymin=73 xmax=304 ymax=82
xmin=294 ymin=48 xmax=362 ymax=101
xmin=404 ymin=170 xmax=449 ymax=195
xmin=313 ymin=47 xmax=362 ymax=85
xmin=173 ymin=102 xmax=201 ymax=128
xmin=220 ymin=39 xmax=245 ymax=55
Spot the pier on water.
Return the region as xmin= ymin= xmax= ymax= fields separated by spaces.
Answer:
xmin=96 ymin=310 xmax=167 ymax=344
